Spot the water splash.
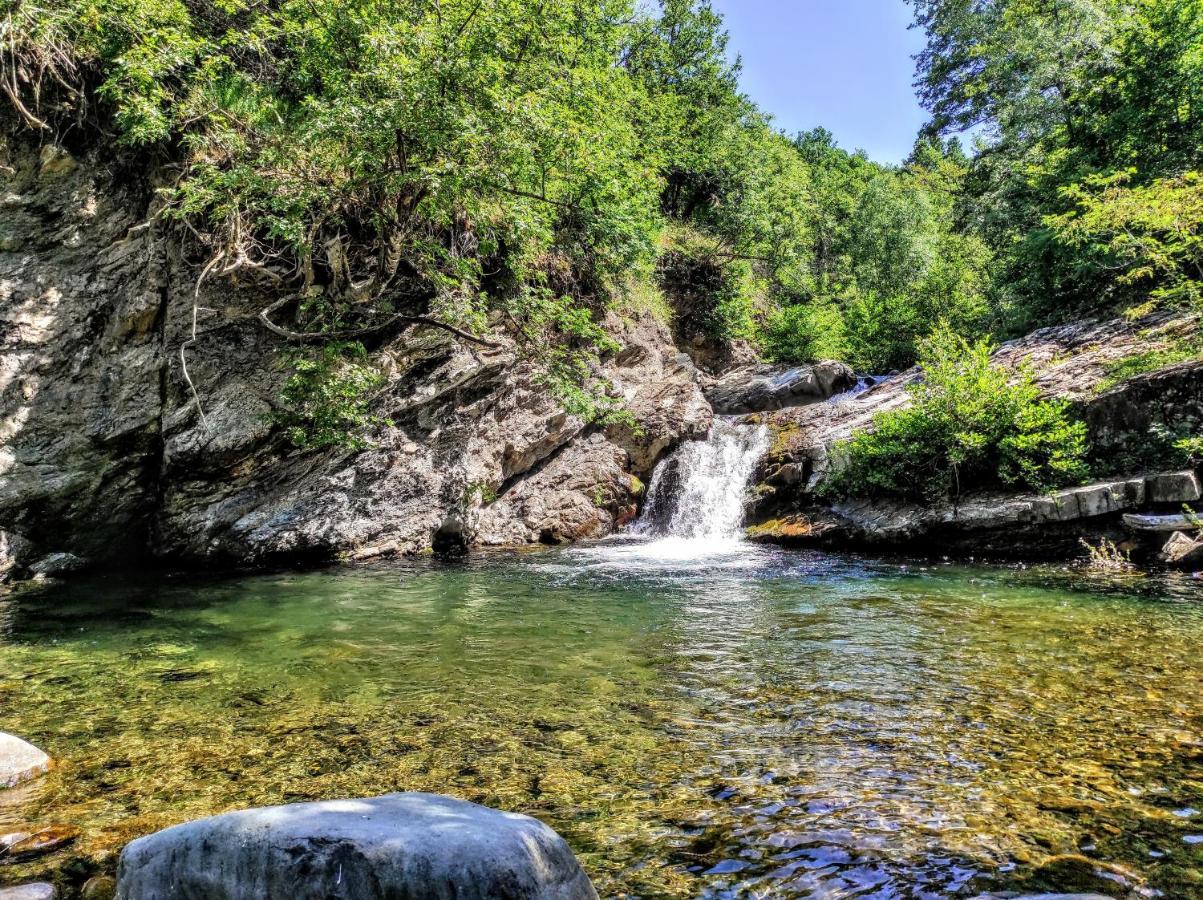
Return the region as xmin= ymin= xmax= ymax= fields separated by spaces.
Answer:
xmin=827 ymin=374 xmax=887 ymax=404
xmin=634 ymin=418 xmax=770 ymax=543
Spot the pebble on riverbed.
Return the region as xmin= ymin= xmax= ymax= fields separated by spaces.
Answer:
xmin=0 ymin=886 xmax=56 ymax=900
xmin=2 ymin=825 xmax=80 ymax=861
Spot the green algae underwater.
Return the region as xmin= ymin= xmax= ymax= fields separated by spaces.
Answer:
xmin=1 ymin=541 xmax=1201 ymax=898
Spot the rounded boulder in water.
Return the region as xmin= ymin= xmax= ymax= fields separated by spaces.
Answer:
xmin=116 ymin=792 xmax=599 ymax=900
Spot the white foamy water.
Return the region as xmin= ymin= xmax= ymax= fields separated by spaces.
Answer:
xmin=634 ymin=418 xmax=770 ymax=542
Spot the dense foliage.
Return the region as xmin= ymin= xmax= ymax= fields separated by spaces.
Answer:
xmin=826 ymin=328 xmax=1090 ymax=502
xmin=3 ymin=0 xmax=1199 ymax=459
xmin=912 ymin=0 xmax=1203 ymax=328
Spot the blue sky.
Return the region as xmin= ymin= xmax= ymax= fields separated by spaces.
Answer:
xmin=708 ymin=0 xmax=928 ymax=164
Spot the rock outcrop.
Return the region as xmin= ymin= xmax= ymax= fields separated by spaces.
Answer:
xmin=116 ymin=793 xmax=598 ymax=900
xmin=751 ymin=471 xmax=1202 ymax=557
xmin=704 ymin=361 xmax=856 ymax=414
xmin=0 ymin=138 xmax=710 ymax=576
xmin=749 ymin=313 xmax=1203 ymax=558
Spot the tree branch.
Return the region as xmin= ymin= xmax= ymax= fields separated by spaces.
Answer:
xmin=258 ymin=297 xmax=501 ymax=348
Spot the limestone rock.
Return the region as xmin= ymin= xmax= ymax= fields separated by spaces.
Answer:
xmin=0 ymin=733 xmax=50 ymax=788
xmin=116 ymin=792 xmax=598 ymax=900
xmin=705 ymin=361 xmax=856 ymax=414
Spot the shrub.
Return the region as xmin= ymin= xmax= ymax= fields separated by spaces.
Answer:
xmin=273 ymin=342 xmax=390 ymax=451
xmin=826 ymin=326 xmax=1090 ymax=502
xmin=760 ymin=301 xmax=849 ymax=364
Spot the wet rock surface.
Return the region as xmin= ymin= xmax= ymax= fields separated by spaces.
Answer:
xmin=704 ymin=361 xmax=856 ymax=414
xmin=116 ymin=792 xmax=598 ymax=900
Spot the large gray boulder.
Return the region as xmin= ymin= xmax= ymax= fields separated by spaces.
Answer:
xmin=0 ymin=733 xmax=50 ymax=788
xmin=705 ymin=362 xmax=856 ymax=414
xmin=116 ymin=793 xmax=598 ymax=900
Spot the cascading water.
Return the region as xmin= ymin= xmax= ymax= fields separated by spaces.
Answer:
xmin=634 ymin=418 xmax=770 ymax=542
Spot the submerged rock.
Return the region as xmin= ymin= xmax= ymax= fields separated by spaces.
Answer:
xmin=0 ymin=885 xmax=56 ymax=900
xmin=0 ymin=733 xmax=50 ymax=788
xmin=116 ymin=792 xmax=598 ymax=900
xmin=4 ymin=825 xmax=80 ymax=860
xmin=705 ymin=361 xmax=856 ymax=414
xmin=80 ymin=876 xmax=116 ymax=900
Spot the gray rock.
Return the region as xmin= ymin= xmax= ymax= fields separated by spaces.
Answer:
xmin=28 ymin=552 xmax=89 ymax=576
xmin=1145 ymin=470 xmax=1202 ymax=504
xmin=0 ymin=886 xmax=56 ymax=900
xmin=1161 ymin=531 xmax=1203 ymax=569
xmin=705 ymin=361 xmax=856 ymax=414
xmin=117 ymin=793 xmax=598 ymax=900
xmin=0 ymin=530 xmax=34 ymax=581
xmin=0 ymin=733 xmax=50 ymax=788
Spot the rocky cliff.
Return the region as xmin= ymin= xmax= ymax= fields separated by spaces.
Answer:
xmin=0 ymin=138 xmax=713 ymax=579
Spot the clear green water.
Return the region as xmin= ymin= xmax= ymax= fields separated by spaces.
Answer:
xmin=1 ymin=540 xmax=1202 ymax=897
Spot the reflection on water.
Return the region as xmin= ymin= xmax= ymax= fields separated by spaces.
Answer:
xmin=0 ymin=544 xmax=1201 ymax=897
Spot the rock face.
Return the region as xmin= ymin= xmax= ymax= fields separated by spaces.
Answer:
xmin=0 ymin=138 xmax=710 ymax=574
xmin=749 ymin=313 xmax=1203 ymax=557
xmin=704 ymin=362 xmax=857 ymax=414
xmin=0 ymin=733 xmax=50 ymax=788
xmin=116 ymin=793 xmax=598 ymax=900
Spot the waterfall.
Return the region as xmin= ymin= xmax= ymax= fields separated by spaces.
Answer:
xmin=635 ymin=419 xmax=770 ymax=541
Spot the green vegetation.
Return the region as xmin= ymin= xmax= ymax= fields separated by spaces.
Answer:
xmin=3 ymin=0 xmax=1200 ymax=464
xmin=911 ymin=0 xmax=1203 ymax=330
xmin=1097 ymin=341 xmax=1203 ymax=393
xmin=827 ymin=328 xmax=1090 ymax=502
xmin=272 ymin=342 xmax=389 ymax=450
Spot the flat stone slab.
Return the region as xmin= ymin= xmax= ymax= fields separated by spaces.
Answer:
xmin=0 ymin=733 xmax=50 ymax=789
xmin=117 ymin=792 xmax=598 ymax=900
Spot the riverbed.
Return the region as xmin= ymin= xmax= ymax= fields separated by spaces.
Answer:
xmin=2 ymin=540 xmax=1201 ymax=896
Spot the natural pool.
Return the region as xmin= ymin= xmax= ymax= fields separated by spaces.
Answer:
xmin=1 ymin=539 xmax=1202 ymax=897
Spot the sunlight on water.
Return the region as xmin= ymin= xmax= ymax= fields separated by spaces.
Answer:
xmin=1 ymin=554 xmax=1201 ymax=897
